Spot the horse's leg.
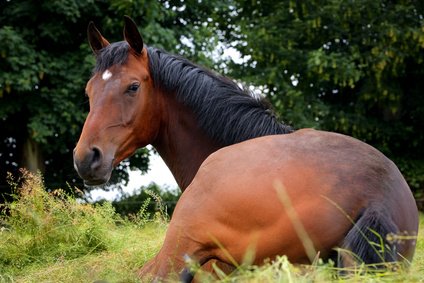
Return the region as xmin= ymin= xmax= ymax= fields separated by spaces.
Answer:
xmin=137 ymin=245 xmax=191 ymax=281
xmin=137 ymin=218 xmax=215 ymax=281
xmin=192 ymin=259 xmax=236 ymax=281
xmin=137 ymin=255 xmax=158 ymax=280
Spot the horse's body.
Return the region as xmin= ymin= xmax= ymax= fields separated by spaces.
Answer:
xmin=141 ymin=130 xmax=417 ymax=279
xmin=73 ymin=17 xmax=418 ymax=281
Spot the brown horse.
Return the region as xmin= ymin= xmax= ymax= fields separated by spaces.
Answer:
xmin=73 ymin=17 xmax=419 ymax=281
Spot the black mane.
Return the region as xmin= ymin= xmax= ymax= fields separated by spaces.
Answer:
xmin=93 ymin=41 xmax=130 ymax=74
xmin=94 ymin=41 xmax=293 ymax=146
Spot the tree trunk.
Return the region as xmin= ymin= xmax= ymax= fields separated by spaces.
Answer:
xmin=22 ymin=137 xmax=45 ymax=173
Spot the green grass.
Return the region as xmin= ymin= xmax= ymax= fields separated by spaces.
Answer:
xmin=1 ymin=170 xmax=423 ymax=282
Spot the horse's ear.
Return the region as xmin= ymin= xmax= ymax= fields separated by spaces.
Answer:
xmin=123 ymin=16 xmax=144 ymax=56
xmin=87 ymin=22 xmax=110 ymax=55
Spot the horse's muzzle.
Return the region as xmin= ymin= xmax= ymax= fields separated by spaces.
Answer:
xmin=73 ymin=146 xmax=112 ymax=186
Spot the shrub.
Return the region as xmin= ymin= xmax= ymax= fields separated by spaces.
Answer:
xmin=111 ymin=183 xmax=180 ymax=218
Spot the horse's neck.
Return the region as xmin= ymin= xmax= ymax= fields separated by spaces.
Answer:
xmin=152 ymin=92 xmax=220 ymax=191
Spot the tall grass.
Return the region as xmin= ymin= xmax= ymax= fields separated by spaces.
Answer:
xmin=0 ymin=170 xmax=166 ymax=281
xmin=1 ymin=170 xmax=110 ymax=268
xmin=0 ymin=170 xmax=422 ymax=282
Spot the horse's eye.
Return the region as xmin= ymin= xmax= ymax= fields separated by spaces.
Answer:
xmin=127 ymin=83 xmax=140 ymax=93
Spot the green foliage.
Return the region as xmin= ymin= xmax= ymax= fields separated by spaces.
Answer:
xmin=1 ymin=0 xmax=423 ymax=199
xmin=111 ymin=183 xmax=181 ymax=220
xmin=210 ymin=0 xmax=424 ymax=194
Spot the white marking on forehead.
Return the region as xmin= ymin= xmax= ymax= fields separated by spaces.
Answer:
xmin=102 ymin=70 xmax=112 ymax=81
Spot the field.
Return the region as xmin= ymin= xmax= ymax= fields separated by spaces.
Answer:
xmin=1 ymin=171 xmax=423 ymax=282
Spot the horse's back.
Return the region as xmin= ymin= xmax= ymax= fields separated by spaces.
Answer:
xmin=199 ymin=128 xmax=414 ymax=205
xmin=176 ymin=129 xmax=418 ymax=265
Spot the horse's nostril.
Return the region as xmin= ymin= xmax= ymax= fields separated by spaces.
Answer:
xmin=90 ymin=146 xmax=103 ymax=170
xmin=73 ymin=145 xmax=111 ymax=185
xmin=92 ymin=147 xmax=101 ymax=161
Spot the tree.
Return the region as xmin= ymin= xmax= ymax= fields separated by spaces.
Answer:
xmin=3 ymin=0 xmax=422 ymax=201
xmin=1 ymin=1 xmax=95 ymax=197
xmin=209 ymin=0 xmax=424 ymax=196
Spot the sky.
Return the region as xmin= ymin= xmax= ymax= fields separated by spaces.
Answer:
xmin=87 ymin=147 xmax=177 ymax=201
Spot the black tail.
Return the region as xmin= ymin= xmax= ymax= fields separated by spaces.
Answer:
xmin=338 ymin=208 xmax=399 ymax=267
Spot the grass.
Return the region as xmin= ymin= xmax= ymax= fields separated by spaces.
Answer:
xmin=0 ymin=170 xmax=423 ymax=282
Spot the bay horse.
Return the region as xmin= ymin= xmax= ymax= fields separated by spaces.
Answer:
xmin=73 ymin=17 xmax=418 ymax=281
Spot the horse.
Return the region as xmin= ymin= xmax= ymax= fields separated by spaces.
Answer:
xmin=73 ymin=17 xmax=419 ymax=281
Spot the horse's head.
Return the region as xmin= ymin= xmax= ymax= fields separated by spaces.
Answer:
xmin=74 ymin=17 xmax=160 ymax=186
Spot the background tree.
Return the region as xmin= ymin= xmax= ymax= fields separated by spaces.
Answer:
xmin=1 ymin=0 xmax=423 ymax=205
xmin=209 ymin=0 xmax=424 ymax=198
